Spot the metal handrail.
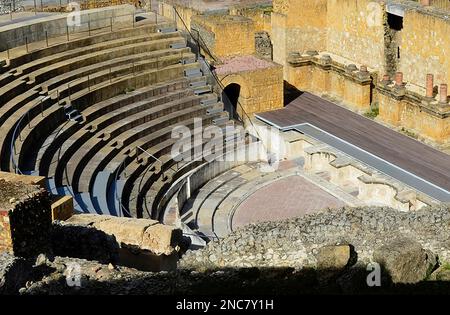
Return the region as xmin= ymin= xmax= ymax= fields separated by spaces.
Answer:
xmin=9 ymin=90 xmax=58 ymax=174
xmin=114 ymin=157 xmax=132 ymax=217
xmin=4 ymin=11 xmax=139 ymax=57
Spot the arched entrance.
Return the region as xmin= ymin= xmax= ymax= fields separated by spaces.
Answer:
xmin=222 ymin=83 xmax=241 ymax=121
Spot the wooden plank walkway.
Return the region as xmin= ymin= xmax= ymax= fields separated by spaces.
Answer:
xmin=257 ymin=92 xmax=450 ymax=192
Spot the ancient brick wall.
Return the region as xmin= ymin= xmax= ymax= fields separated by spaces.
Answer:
xmin=0 ymin=211 xmax=12 ymax=254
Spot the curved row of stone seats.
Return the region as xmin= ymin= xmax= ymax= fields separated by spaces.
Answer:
xmin=121 ymin=120 xmax=235 ymax=219
xmin=38 ymin=78 xmax=191 ymax=178
xmin=111 ymin=93 xmax=230 ymax=216
xmin=6 ymin=55 xmax=198 ymax=173
xmin=141 ymin=139 xmax=240 ymax=222
xmin=0 ymin=25 xmax=186 ymax=171
xmin=153 ymin=141 xmax=261 ymax=242
xmin=0 ymin=23 xmax=177 ymax=104
xmin=74 ymin=104 xmax=223 ymax=216
xmin=0 ymin=17 xmax=241 ymax=220
xmin=102 ymin=117 xmax=222 ymax=218
xmin=71 ymin=95 xmax=204 ymax=191
xmin=3 ymin=22 xmax=173 ymax=71
xmin=181 ymin=162 xmax=289 ymax=239
xmin=0 ymin=26 xmax=182 ymax=123
xmin=47 ymin=76 xmax=199 ymax=185
xmin=42 ymin=73 xmax=216 ymax=217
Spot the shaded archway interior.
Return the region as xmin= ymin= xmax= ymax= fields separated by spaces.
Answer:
xmin=222 ymin=83 xmax=241 ymax=121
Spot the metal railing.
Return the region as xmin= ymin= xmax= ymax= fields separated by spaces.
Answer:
xmin=3 ymin=10 xmax=141 ymax=58
xmin=10 ymin=89 xmax=59 ymax=174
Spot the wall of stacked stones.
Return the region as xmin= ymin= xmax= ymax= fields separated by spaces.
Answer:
xmin=0 ymin=189 xmax=52 ymax=258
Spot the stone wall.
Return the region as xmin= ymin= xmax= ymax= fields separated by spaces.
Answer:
xmin=286 ymin=52 xmax=373 ymax=112
xmin=229 ymin=5 xmax=272 ymax=35
xmin=377 ymin=79 xmax=450 ymax=143
xmin=326 ymin=0 xmax=386 ymax=74
xmin=399 ymin=9 xmax=450 ymax=88
xmin=216 ymin=55 xmax=284 ymax=116
xmin=191 ymin=14 xmax=256 ymax=59
xmin=271 ymin=0 xmax=328 ymax=70
xmin=0 ymin=181 xmax=52 ymax=258
xmin=58 ymin=214 xmax=183 ymax=271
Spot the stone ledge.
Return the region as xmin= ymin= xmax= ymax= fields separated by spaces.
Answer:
xmin=65 ymin=214 xmax=181 ymax=256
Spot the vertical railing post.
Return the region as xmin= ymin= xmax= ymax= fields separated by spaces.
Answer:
xmin=88 ymin=20 xmax=91 ymax=36
xmin=34 ymin=0 xmax=37 ymax=15
xmin=25 ymin=36 xmax=28 ymax=53
xmin=132 ymin=12 xmax=135 ymax=28
xmin=18 ymin=123 xmax=22 ymax=142
xmin=9 ymin=4 xmax=13 ymax=20
xmin=110 ymin=16 xmax=113 ymax=32
xmin=45 ymin=30 xmax=49 ymax=47
xmin=66 ymin=25 xmax=69 ymax=41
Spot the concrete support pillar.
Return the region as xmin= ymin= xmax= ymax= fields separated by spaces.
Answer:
xmin=426 ymin=74 xmax=434 ymax=98
xmin=395 ymin=72 xmax=403 ymax=86
xmin=440 ymin=84 xmax=448 ymax=104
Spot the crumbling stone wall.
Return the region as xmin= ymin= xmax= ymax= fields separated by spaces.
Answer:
xmin=0 ymin=180 xmax=52 ymax=258
xmin=255 ymin=31 xmax=273 ymax=60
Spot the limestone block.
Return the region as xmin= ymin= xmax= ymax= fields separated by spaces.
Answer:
xmin=142 ymin=224 xmax=182 ymax=255
xmin=65 ymin=213 xmax=111 ymax=226
xmin=93 ymin=217 xmax=158 ymax=247
xmin=373 ymin=237 xmax=437 ymax=284
xmin=316 ymin=245 xmax=352 ymax=269
xmin=51 ymin=196 xmax=73 ymax=221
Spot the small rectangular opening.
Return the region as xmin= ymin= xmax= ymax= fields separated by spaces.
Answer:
xmin=388 ymin=13 xmax=403 ymax=31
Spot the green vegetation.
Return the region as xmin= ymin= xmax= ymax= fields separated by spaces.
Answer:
xmin=123 ymin=87 xmax=135 ymax=94
xmin=400 ymin=127 xmax=419 ymax=139
xmin=364 ymin=107 xmax=379 ymax=119
xmin=441 ymin=262 xmax=450 ymax=271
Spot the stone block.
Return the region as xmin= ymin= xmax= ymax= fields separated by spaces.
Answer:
xmin=142 ymin=223 xmax=183 ymax=256
xmin=316 ymin=244 xmax=352 ymax=269
xmin=93 ymin=217 xmax=158 ymax=247
xmin=51 ymin=196 xmax=74 ymax=221
xmin=373 ymin=237 xmax=437 ymax=284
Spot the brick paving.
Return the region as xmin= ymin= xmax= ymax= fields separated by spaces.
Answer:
xmin=232 ymin=175 xmax=346 ymax=229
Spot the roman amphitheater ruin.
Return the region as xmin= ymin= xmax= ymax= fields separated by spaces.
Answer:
xmin=1 ymin=0 xmax=450 ymax=294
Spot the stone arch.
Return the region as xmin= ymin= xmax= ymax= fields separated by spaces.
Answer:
xmin=220 ymin=74 xmax=252 ymax=121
